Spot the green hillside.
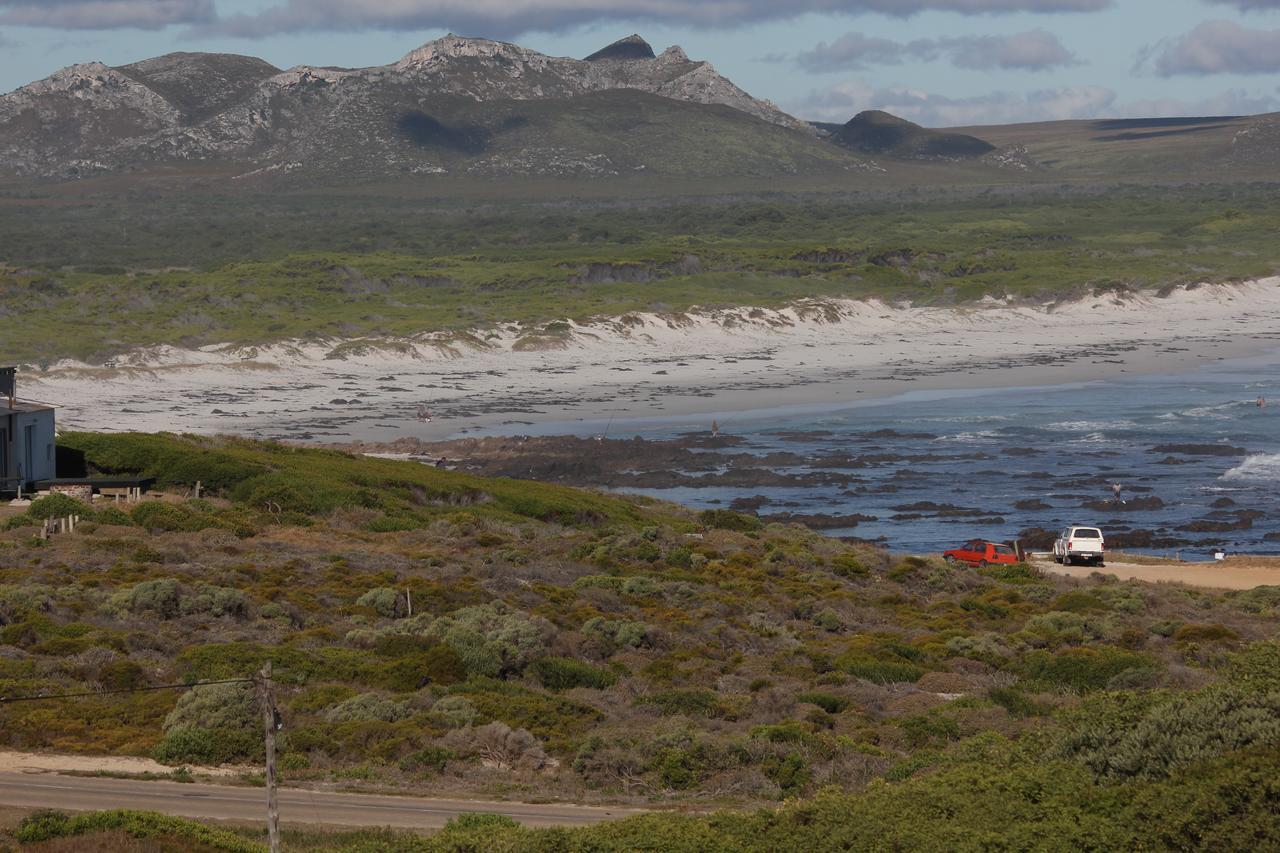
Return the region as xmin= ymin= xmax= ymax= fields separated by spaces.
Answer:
xmin=3 ymin=185 xmax=1279 ymax=363
xmin=1 ymin=433 xmax=1279 ymax=850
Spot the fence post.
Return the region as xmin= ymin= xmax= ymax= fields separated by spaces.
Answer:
xmin=256 ymin=662 xmax=281 ymax=853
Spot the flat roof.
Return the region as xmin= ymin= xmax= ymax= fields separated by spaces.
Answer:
xmin=0 ymin=399 xmax=55 ymax=415
xmin=0 ymin=397 xmax=55 ymax=412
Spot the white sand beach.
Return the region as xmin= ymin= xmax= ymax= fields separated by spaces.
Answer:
xmin=22 ymin=278 xmax=1280 ymax=442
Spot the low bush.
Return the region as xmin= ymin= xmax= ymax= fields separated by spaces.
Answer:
xmin=26 ymin=493 xmax=92 ymax=521
xmin=400 ymin=746 xmax=454 ymax=774
xmin=16 ymin=809 xmax=261 ymax=851
xmin=1023 ymin=647 xmax=1156 ymax=692
xmin=796 ymin=691 xmax=848 ymax=714
xmin=1059 ymin=686 xmax=1280 ymax=780
xmin=839 ymin=655 xmax=925 ymax=684
xmin=324 ymin=692 xmax=415 ymax=723
xmin=638 ymin=690 xmax=725 ymax=718
xmin=530 ymin=657 xmax=618 ymax=691
xmin=357 ymin=587 xmax=409 ymax=619
xmin=582 ymin=617 xmax=649 ymax=653
xmin=698 ymin=509 xmax=762 ymax=533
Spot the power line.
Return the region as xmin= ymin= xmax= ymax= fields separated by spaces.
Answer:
xmin=0 ymin=678 xmax=254 ymax=705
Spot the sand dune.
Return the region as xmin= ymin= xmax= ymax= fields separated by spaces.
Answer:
xmin=24 ymin=278 xmax=1280 ymax=443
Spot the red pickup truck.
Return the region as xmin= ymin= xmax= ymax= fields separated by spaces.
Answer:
xmin=943 ymin=540 xmax=1019 ymax=567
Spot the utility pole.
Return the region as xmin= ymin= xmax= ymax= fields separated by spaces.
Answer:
xmin=256 ymin=662 xmax=281 ymax=853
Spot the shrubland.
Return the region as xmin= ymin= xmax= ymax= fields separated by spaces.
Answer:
xmin=3 ymin=184 xmax=1280 ymax=363
xmin=0 ymin=432 xmax=1279 ymax=849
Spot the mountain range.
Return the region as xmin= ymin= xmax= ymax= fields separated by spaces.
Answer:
xmin=0 ymin=34 xmax=858 ymax=180
xmin=2 ymin=33 xmax=1279 ymax=183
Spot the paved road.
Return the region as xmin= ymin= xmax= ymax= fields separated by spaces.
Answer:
xmin=0 ymin=771 xmax=643 ymax=830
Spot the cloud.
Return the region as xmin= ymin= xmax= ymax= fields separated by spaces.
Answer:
xmin=201 ymin=0 xmax=1111 ymax=40
xmin=0 ymin=0 xmax=214 ymax=30
xmin=796 ymin=28 xmax=1077 ymax=72
xmin=792 ymin=78 xmax=1279 ymax=125
xmin=1203 ymin=0 xmax=1280 ymax=9
xmin=1147 ymin=20 xmax=1280 ymax=76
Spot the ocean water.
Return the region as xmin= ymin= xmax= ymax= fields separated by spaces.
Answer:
xmin=513 ymin=351 xmax=1280 ymax=558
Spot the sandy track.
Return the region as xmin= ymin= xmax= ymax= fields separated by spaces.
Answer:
xmin=1039 ymin=557 xmax=1280 ymax=590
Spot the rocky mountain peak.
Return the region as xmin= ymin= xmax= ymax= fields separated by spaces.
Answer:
xmin=0 ymin=34 xmax=821 ymax=179
xmin=395 ymin=34 xmax=542 ymax=71
xmin=585 ymin=35 xmax=656 ymax=62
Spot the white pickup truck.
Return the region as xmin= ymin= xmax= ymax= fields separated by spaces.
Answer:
xmin=1053 ymin=526 xmax=1106 ymax=567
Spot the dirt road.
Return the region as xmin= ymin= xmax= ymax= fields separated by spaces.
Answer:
xmin=1039 ymin=557 xmax=1280 ymax=590
xmin=0 ymin=771 xmax=642 ymax=830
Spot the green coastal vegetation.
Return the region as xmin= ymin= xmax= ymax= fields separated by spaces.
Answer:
xmin=2 ymin=183 xmax=1278 ymax=363
xmin=1 ymin=433 xmax=1279 ymax=849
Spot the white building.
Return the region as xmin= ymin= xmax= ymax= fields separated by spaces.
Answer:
xmin=1 ymin=367 xmax=56 ymax=493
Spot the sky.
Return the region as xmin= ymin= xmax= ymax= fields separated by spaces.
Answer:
xmin=1 ymin=0 xmax=1279 ymax=126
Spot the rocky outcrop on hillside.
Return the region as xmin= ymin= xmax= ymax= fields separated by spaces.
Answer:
xmin=0 ymin=34 xmax=813 ymax=179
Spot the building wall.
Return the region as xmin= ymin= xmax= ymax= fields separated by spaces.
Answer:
xmin=10 ymin=409 xmax=56 ymax=485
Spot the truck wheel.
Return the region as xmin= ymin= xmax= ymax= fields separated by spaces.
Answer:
xmin=1063 ymin=555 xmax=1073 ymax=566
xmin=944 ymin=556 xmax=957 ymax=566
xmin=978 ymin=560 xmax=989 ymax=568
xmin=1053 ymin=555 xmax=1063 ymax=564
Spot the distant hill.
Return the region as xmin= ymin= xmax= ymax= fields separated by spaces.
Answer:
xmin=585 ymin=34 xmax=657 ymax=62
xmin=0 ymin=34 xmax=849 ymax=180
xmin=825 ymin=110 xmax=996 ymax=159
xmin=946 ymin=113 xmax=1280 ymax=175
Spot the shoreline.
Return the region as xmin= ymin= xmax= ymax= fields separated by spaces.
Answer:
xmin=23 ymin=278 xmax=1280 ymax=442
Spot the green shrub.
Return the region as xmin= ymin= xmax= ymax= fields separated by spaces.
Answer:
xmin=1019 ymin=611 xmax=1101 ymax=648
xmin=530 ymin=657 xmax=618 ymax=691
xmin=130 ymin=502 xmax=207 ymax=532
xmin=1060 ymin=687 xmax=1280 ymax=780
xmin=582 ymin=616 xmax=650 ymax=652
xmin=107 ymin=580 xmax=247 ymax=620
xmin=324 ymin=692 xmax=415 ymax=723
xmin=1227 ymin=640 xmax=1280 ymax=690
xmin=153 ymin=727 xmax=261 ymax=766
xmin=26 ymin=494 xmax=92 ymax=521
xmin=400 ymin=746 xmax=453 ymax=774
xmin=99 ymin=658 xmax=149 ymax=690
xmin=1172 ymin=623 xmax=1238 ymax=644
xmin=988 ymin=687 xmax=1049 ymax=718
xmin=1050 ymin=591 xmax=1107 ymax=613
xmin=430 ymin=602 xmax=551 ymax=678
xmin=839 ymin=655 xmax=925 ymax=684
xmin=444 ymin=812 xmax=520 ymax=832
xmin=430 ymin=695 xmax=478 ymax=728
xmin=698 ymin=509 xmax=762 ymax=533
xmin=979 ymin=562 xmax=1044 ymax=583
xmin=1024 ymin=647 xmax=1157 ymax=692
xmin=93 ymin=505 xmax=134 ymax=526
xmin=831 ymin=553 xmax=868 ymax=578
xmin=638 ymin=690 xmax=724 ymax=717
xmin=155 ymin=681 xmax=260 ymax=765
xmin=1227 ymin=586 xmax=1280 ymax=615
xmin=796 ymin=691 xmax=848 ymax=714
xmin=572 ymin=575 xmax=625 ymax=593
xmin=357 ymin=587 xmax=408 ymax=619
xmin=16 ymin=809 xmax=261 ymax=851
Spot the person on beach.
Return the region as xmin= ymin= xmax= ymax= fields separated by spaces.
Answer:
xmin=1258 ymin=396 xmax=1267 ymax=408
xmin=1111 ymin=482 xmax=1123 ymax=503
xmin=435 ymin=456 xmax=447 ymax=469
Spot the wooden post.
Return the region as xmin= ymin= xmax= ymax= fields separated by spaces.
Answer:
xmin=406 ymin=588 xmax=412 ymax=618
xmin=257 ymin=662 xmax=281 ymax=853
xmin=195 ymin=480 xmax=202 ymax=500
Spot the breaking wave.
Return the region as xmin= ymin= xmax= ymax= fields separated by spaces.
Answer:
xmin=1222 ymin=453 xmax=1280 ymax=482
